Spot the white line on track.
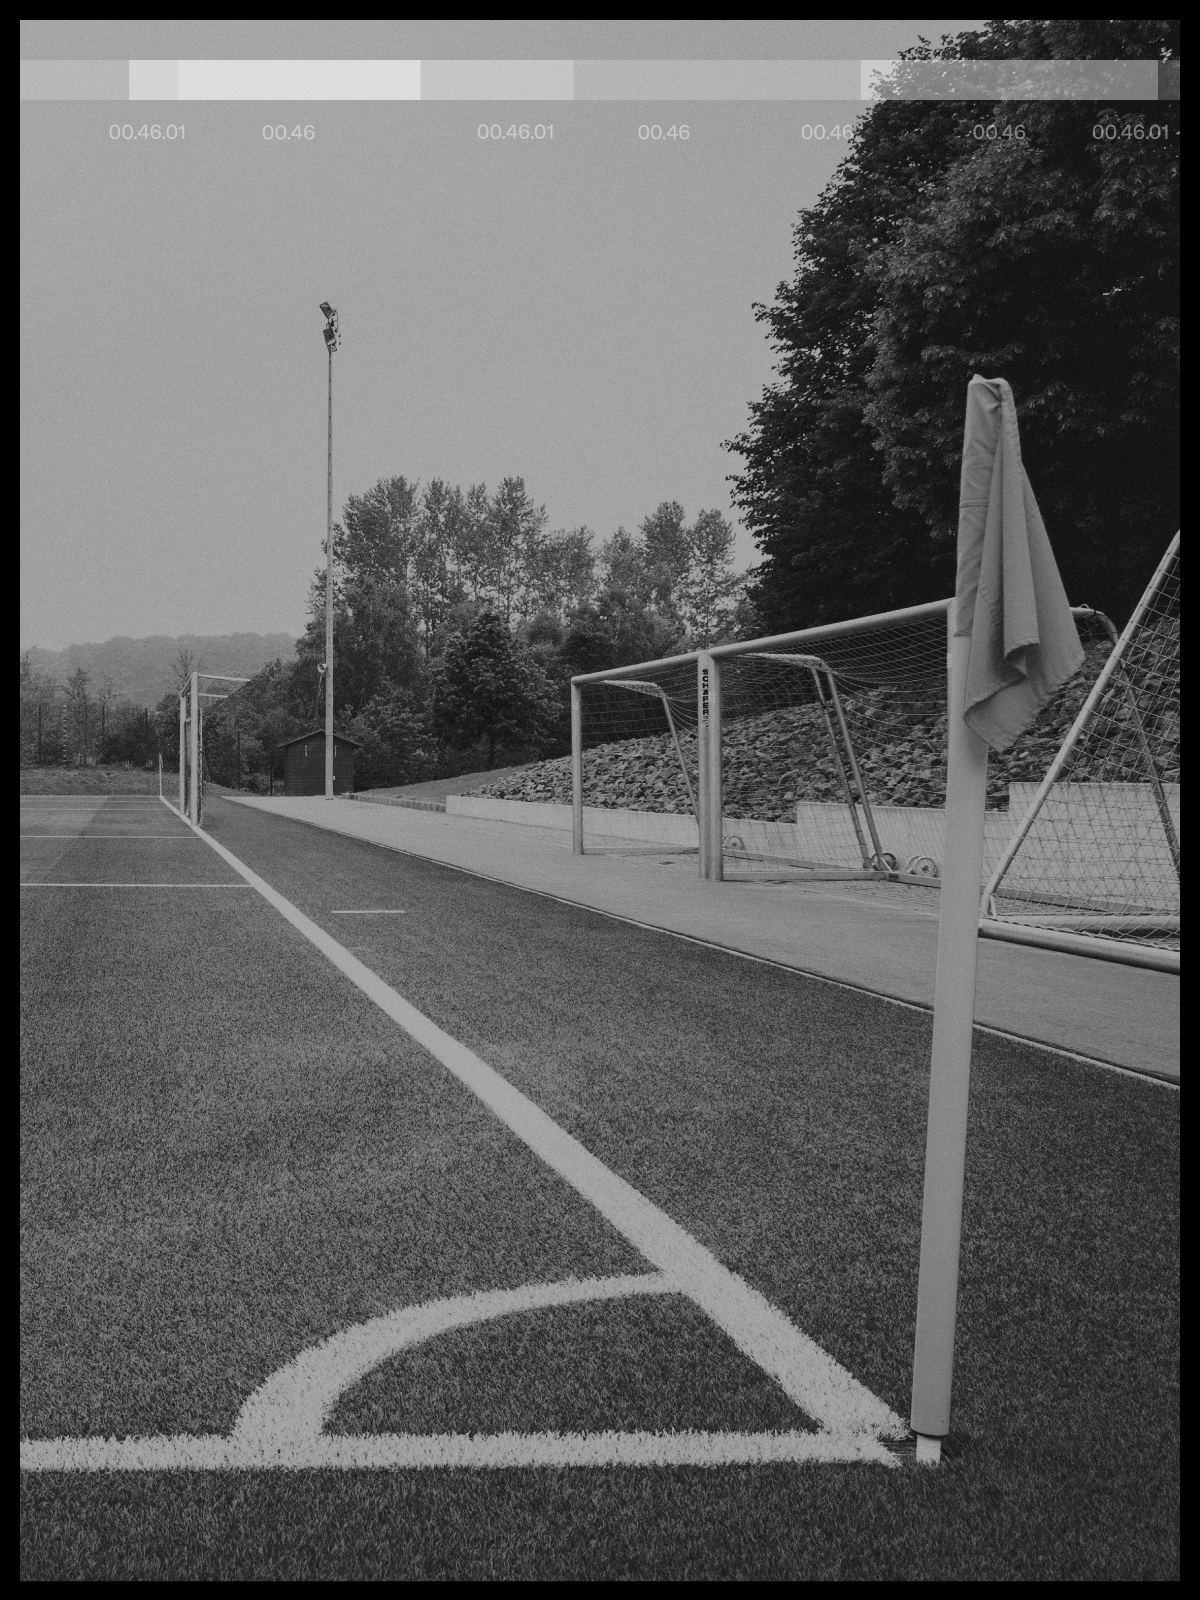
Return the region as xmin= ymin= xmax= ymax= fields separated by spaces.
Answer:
xmin=20 ymin=882 xmax=253 ymax=889
xmin=27 ymin=796 xmax=906 ymax=1474
xmin=20 ymin=834 xmax=202 ymax=839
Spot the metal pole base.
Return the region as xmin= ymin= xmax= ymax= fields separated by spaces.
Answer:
xmin=914 ymin=1434 xmax=942 ymax=1466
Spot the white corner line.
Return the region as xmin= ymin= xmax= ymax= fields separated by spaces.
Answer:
xmin=21 ymin=1427 xmax=897 ymax=1473
xmin=156 ymin=796 xmax=906 ymax=1445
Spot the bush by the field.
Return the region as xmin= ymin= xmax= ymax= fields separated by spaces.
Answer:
xmin=19 ymin=765 xmax=166 ymax=795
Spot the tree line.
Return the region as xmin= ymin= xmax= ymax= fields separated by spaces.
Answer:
xmin=21 ymin=483 xmax=748 ymax=788
xmin=204 ymin=480 xmax=748 ymax=789
xmin=20 ymin=657 xmax=163 ymax=769
xmin=201 ymin=480 xmax=748 ymax=789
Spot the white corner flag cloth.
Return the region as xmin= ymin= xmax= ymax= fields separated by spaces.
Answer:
xmin=954 ymin=376 xmax=1084 ymax=752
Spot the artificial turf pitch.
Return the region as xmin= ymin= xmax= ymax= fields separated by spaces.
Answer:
xmin=20 ymin=793 xmax=1179 ymax=1579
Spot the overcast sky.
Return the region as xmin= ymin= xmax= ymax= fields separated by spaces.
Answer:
xmin=21 ymin=21 xmax=981 ymax=650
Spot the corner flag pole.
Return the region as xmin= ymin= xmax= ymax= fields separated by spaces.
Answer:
xmin=909 ymin=373 xmax=1082 ymax=1466
xmin=909 ymin=608 xmax=989 ymax=1464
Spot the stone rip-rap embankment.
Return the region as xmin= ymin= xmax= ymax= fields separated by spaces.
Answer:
xmin=465 ymin=644 xmax=1175 ymax=822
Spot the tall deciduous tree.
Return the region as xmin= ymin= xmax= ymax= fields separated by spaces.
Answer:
xmin=679 ymin=509 xmax=741 ymax=646
xmin=412 ymin=479 xmax=468 ymax=646
xmin=433 ymin=610 xmax=557 ymax=768
xmin=486 ymin=477 xmax=548 ymax=626
xmin=727 ymin=18 xmax=1179 ymax=631
xmin=527 ymin=527 xmax=597 ymax=618
xmin=599 ymin=527 xmax=646 ymax=599
xmin=639 ymin=500 xmax=692 ymax=612
xmin=340 ymin=476 xmax=420 ymax=587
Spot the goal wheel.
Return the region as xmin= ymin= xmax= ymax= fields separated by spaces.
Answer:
xmin=906 ymin=855 xmax=941 ymax=879
xmin=872 ymin=852 xmax=900 ymax=873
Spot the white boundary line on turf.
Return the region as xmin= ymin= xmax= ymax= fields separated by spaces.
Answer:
xmin=236 ymin=799 xmax=1179 ymax=1090
xmin=20 ymin=834 xmax=203 ymax=839
xmin=19 ymin=882 xmax=254 ymax=889
xmin=136 ymin=795 xmax=907 ymax=1453
xmin=21 ymin=1428 xmax=887 ymax=1472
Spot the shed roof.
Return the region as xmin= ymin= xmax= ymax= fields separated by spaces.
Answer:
xmin=279 ymin=728 xmax=362 ymax=750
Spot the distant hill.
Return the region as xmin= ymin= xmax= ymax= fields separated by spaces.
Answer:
xmin=21 ymin=632 xmax=298 ymax=708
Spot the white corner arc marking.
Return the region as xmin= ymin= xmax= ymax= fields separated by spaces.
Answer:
xmin=231 ymin=1274 xmax=673 ymax=1450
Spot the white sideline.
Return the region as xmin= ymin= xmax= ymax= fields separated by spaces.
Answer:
xmin=21 ymin=1428 xmax=892 ymax=1472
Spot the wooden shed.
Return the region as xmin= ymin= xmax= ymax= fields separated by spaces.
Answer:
xmin=280 ymin=729 xmax=360 ymax=796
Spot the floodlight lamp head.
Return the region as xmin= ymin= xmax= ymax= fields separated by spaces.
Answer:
xmin=319 ymin=301 xmax=333 ymax=317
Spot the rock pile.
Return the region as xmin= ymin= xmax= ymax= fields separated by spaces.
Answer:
xmin=467 ymin=643 xmax=1174 ymax=819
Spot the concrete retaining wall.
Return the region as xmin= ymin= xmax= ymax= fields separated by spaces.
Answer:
xmin=448 ymin=782 xmax=1180 ymax=897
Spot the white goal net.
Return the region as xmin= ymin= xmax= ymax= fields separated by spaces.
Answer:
xmin=980 ymin=534 xmax=1180 ymax=953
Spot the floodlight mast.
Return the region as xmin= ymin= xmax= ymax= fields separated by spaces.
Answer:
xmin=320 ymin=302 xmax=340 ymax=798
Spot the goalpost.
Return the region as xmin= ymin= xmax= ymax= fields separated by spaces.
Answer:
xmin=570 ymin=575 xmax=1178 ymax=974
xmin=978 ymin=534 xmax=1179 ymax=968
xmin=178 ymin=672 xmax=252 ymax=826
xmin=570 ymin=600 xmax=1123 ymax=887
